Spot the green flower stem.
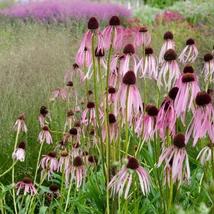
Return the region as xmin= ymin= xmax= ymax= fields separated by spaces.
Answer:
xmin=167 ymin=175 xmax=173 ymax=214
xmin=57 ymin=164 xmax=66 ymax=214
xmin=205 ymin=62 xmax=211 ymax=92
xmin=97 ymin=57 xmax=106 ymax=174
xmin=125 ymin=86 xmax=130 ymax=156
xmin=84 ymin=52 xmax=89 ymax=101
xmin=18 ymin=195 xmax=25 ymax=214
xmin=33 ymin=141 xmax=44 ymax=184
xmin=12 ymin=124 xmax=21 ymax=214
xmin=104 ymin=29 xmax=115 ymax=214
xmin=64 ymin=181 xmax=73 ymax=212
xmin=157 ymin=85 xmax=161 ymax=108
xmin=0 ymin=160 xmax=17 ymax=178
xmin=210 ymin=142 xmax=214 ymax=179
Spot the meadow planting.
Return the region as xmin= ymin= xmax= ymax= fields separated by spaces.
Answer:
xmin=0 ymin=0 xmax=214 ymax=213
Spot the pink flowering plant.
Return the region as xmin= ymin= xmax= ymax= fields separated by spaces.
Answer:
xmin=0 ymin=14 xmax=214 ymax=214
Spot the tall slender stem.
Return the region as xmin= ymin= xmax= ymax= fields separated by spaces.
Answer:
xmin=167 ymin=175 xmax=173 ymax=214
xmin=104 ymin=29 xmax=115 ymax=214
xmin=34 ymin=141 xmax=44 ymax=184
xmin=12 ymin=124 xmax=21 ymax=214
xmin=125 ymin=86 xmax=130 ymax=156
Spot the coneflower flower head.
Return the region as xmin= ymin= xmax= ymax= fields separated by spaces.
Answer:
xmin=65 ymin=156 xmax=86 ymax=189
xmin=186 ymin=91 xmax=214 ymax=145
xmin=158 ymin=133 xmax=190 ymax=187
xmin=159 ymin=31 xmax=175 ymax=64
xmin=38 ymin=125 xmax=53 ymax=144
xmin=40 ymin=150 xmax=58 ymax=180
xmin=158 ymin=49 xmax=180 ymax=91
xmin=122 ymin=70 xmax=136 ymax=85
xmin=168 ymin=87 xmax=179 ymax=101
xmin=146 ymin=104 xmax=159 ymax=117
xmin=197 ymin=143 xmax=212 ymax=165
xmin=138 ymin=46 xmax=158 ymax=79
xmin=58 ymin=150 xmax=70 ymax=172
xmin=183 ymin=64 xmax=194 ymax=73
xmin=136 ymin=104 xmax=158 ymax=139
xmin=15 ymin=177 xmax=38 ymax=195
xmin=179 ymin=38 xmax=198 ymax=63
xmin=87 ymin=17 xmax=99 ymax=30
xmin=69 ymin=128 xmax=78 ymax=136
xmin=203 ymin=53 xmax=214 ymax=83
xmin=12 ymin=141 xmax=26 ymax=162
xmin=109 ymin=15 xmax=120 ymax=26
xmin=38 ymin=106 xmax=51 ymax=130
xmin=88 ymin=155 xmax=98 ymax=166
xmin=116 ymin=70 xmax=143 ymax=123
xmin=67 ymin=81 xmax=73 ymax=87
xmin=135 ymin=26 xmax=151 ymax=47
xmin=103 ymin=15 xmax=123 ymax=50
xmin=50 ymin=183 xmax=59 ymax=192
xmin=174 ymin=65 xmax=200 ymax=124
xmin=123 ymin=44 xmax=135 ymax=55
xmin=173 ymin=133 xmax=186 ymax=148
xmin=108 ymin=157 xmax=150 ymax=198
xmin=164 ymin=49 xmax=177 ymax=61
xmin=14 ymin=113 xmax=28 ymax=133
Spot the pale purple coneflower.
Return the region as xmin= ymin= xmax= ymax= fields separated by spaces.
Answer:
xmin=202 ymin=53 xmax=214 ymax=83
xmin=138 ymin=46 xmax=158 ymax=80
xmin=108 ymin=157 xmax=150 ymax=199
xmin=186 ymin=91 xmax=214 ymax=146
xmin=65 ymin=156 xmax=86 ymax=189
xmin=157 ymin=133 xmax=190 ymax=187
xmin=63 ymin=127 xmax=78 ymax=143
xmin=38 ymin=106 xmax=51 ymax=127
xmin=115 ymin=70 xmax=143 ymax=124
xmin=136 ymin=104 xmax=159 ymax=141
xmin=71 ymin=142 xmax=82 ymax=159
xmin=48 ymin=184 xmax=60 ymax=198
xmin=74 ymin=120 xmax=82 ymax=136
xmin=134 ymin=26 xmax=151 ymax=48
xmin=109 ymin=67 xmax=120 ymax=89
xmin=75 ymin=46 xmax=92 ymax=67
xmin=102 ymin=113 xmax=119 ymax=143
xmin=158 ymin=49 xmax=180 ymax=91
xmin=15 ymin=177 xmax=38 ymax=196
xmin=103 ymin=16 xmax=124 ymax=50
xmin=40 ymin=151 xmax=58 ymax=180
xmin=38 ymin=126 xmax=53 ymax=144
xmin=64 ymin=109 xmax=75 ymax=130
xmin=178 ymin=38 xmax=198 ymax=63
xmin=155 ymin=87 xmax=178 ymax=141
xmin=120 ymin=44 xmax=139 ymax=76
xmin=159 ymin=31 xmax=175 ymax=64
xmin=89 ymin=129 xmax=98 ymax=148
xmin=78 ymin=17 xmax=99 ymax=54
xmin=101 ymin=87 xmax=117 ymax=108
xmin=87 ymin=155 xmax=98 ymax=167
xmin=84 ymin=47 xmax=106 ymax=80
xmin=174 ymin=65 xmax=200 ymax=124
xmin=12 ymin=141 xmax=26 ymax=162
xmin=50 ymin=88 xmax=67 ymax=102
xmin=14 ymin=114 xmax=27 ymax=133
xmin=81 ymin=101 xmax=99 ymax=126
xmin=164 ymin=159 xmax=189 ymax=188
xmin=197 ymin=143 xmax=212 ymax=165
xmin=58 ymin=150 xmax=70 ymax=173
xmin=110 ymin=53 xmax=124 ymax=75
xmin=64 ymin=63 xmax=85 ymax=83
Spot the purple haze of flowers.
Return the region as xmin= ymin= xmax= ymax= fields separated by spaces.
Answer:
xmin=155 ymin=10 xmax=185 ymax=24
xmin=0 ymin=0 xmax=131 ymax=23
